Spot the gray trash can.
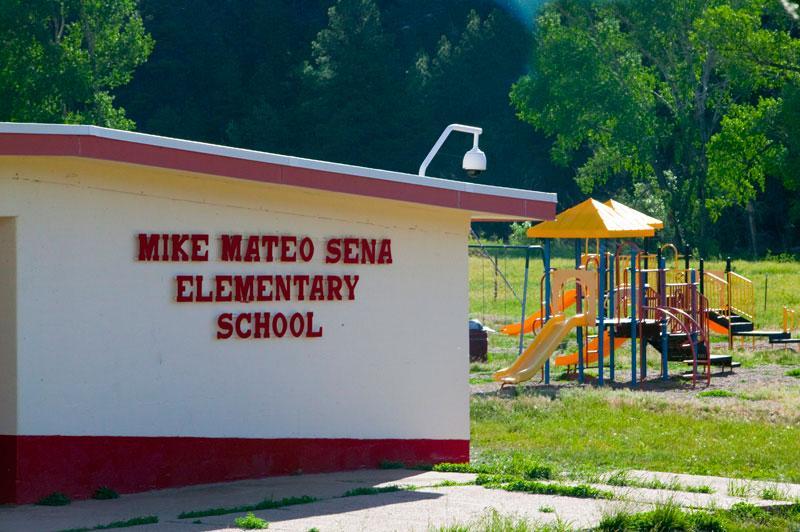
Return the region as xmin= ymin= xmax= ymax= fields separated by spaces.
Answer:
xmin=469 ymin=320 xmax=488 ymax=362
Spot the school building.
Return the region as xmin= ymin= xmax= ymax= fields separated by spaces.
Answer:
xmin=0 ymin=123 xmax=556 ymax=503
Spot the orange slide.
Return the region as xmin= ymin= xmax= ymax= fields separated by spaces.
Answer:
xmin=708 ymin=320 xmax=728 ymax=335
xmin=501 ymin=289 xmax=578 ymax=336
xmin=554 ymin=336 xmax=627 ymax=367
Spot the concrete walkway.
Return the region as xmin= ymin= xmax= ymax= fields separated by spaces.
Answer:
xmin=1 ymin=469 xmax=796 ymax=531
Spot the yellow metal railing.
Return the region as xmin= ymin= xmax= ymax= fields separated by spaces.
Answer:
xmin=703 ymin=272 xmax=728 ymax=312
xmin=728 ymin=271 xmax=755 ymax=322
xmin=784 ymin=306 xmax=797 ymax=334
xmin=702 ymin=270 xmax=754 ymax=322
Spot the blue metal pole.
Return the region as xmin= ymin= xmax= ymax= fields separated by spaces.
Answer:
xmin=630 ymin=249 xmax=637 ymax=386
xmin=608 ymin=249 xmax=616 ymax=382
xmin=544 ymin=239 xmax=552 ymax=384
xmin=517 ymin=248 xmax=531 ymax=358
xmin=640 ymin=269 xmax=647 ymax=382
xmin=660 ymin=254 xmax=669 ymax=380
xmin=690 ymin=268 xmax=698 ymax=355
xmin=575 ymin=240 xmax=584 ymax=384
xmin=598 ymin=239 xmax=606 ymax=386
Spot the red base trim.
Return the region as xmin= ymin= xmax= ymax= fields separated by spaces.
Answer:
xmin=0 ymin=435 xmax=468 ymax=504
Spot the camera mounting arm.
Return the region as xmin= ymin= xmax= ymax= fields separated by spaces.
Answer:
xmin=418 ymin=124 xmax=483 ymax=177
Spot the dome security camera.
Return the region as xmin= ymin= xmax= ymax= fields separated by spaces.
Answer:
xmin=463 ymin=146 xmax=486 ymax=177
xmin=418 ymin=124 xmax=487 ymax=178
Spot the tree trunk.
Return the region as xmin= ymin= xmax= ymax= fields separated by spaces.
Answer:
xmin=746 ymin=201 xmax=758 ymax=258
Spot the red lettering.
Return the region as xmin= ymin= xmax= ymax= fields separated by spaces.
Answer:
xmin=274 ymin=276 xmax=291 ymax=300
xmin=261 ymin=235 xmax=279 ymax=262
xmin=309 ymin=276 xmax=325 ymax=300
xmin=256 ymin=275 xmax=272 ymax=301
xmin=170 ymin=234 xmax=190 ymax=261
xmin=254 ymin=312 xmax=271 ymax=338
xmin=298 ymin=237 xmax=314 ymax=262
xmin=306 ymin=312 xmax=323 ymax=338
xmin=215 ymin=275 xmax=233 ymax=302
xmin=137 ymin=233 xmax=160 ymax=261
xmin=361 ymin=238 xmax=376 ymax=264
xmin=272 ymin=313 xmax=288 ymax=337
xmin=161 ymin=234 xmax=170 ymax=261
xmin=244 ymin=236 xmax=260 ymax=262
xmin=378 ymin=239 xmax=392 ymax=264
xmin=289 ymin=313 xmax=305 ymax=337
xmin=191 ymin=234 xmax=209 ymax=261
xmin=326 ymin=276 xmax=343 ymax=301
xmin=235 ymin=314 xmax=251 ymax=338
xmin=195 ymin=275 xmax=213 ymax=302
xmin=220 ymin=235 xmax=243 ymax=261
xmin=217 ymin=313 xmax=234 ymax=339
xmin=293 ymin=275 xmax=310 ymax=300
xmin=325 ymin=238 xmax=342 ymax=264
xmin=343 ymin=275 xmax=359 ymax=300
xmin=343 ymin=238 xmax=358 ymax=264
xmin=176 ymin=275 xmax=193 ymax=302
xmin=234 ymin=276 xmax=255 ymax=303
xmin=280 ymin=236 xmax=297 ymax=262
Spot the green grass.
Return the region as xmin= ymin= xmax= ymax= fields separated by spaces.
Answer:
xmin=601 ymin=501 xmax=800 ymax=531
xmin=759 ymin=484 xmax=790 ymax=501
xmin=469 ymin=253 xmax=800 ymax=332
xmin=434 ymin=456 xmax=554 ymax=480
xmin=177 ymin=495 xmax=316 ymax=519
xmin=233 ymin=512 xmax=268 ymax=529
xmin=471 ymin=388 xmax=800 ymax=482
xmin=476 ymin=474 xmax=613 ymax=499
xmin=787 ymin=368 xmax=800 ymax=378
xmin=36 ymin=492 xmax=70 ymax=506
xmin=605 ymin=471 xmax=714 ymax=494
xmin=434 ymin=508 xmax=574 ymax=532
xmin=341 ymin=485 xmax=403 ymax=497
xmin=58 ymin=516 xmax=159 ymax=532
xmin=91 ymin=487 xmax=119 ymax=500
xmin=698 ymin=390 xmax=736 ymax=398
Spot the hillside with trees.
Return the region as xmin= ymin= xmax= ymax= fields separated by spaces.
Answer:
xmin=1 ymin=0 xmax=799 ymax=256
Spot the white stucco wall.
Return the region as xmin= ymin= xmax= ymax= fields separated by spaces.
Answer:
xmin=0 ymin=217 xmax=16 ymax=435
xmin=0 ymin=157 xmax=470 ymax=441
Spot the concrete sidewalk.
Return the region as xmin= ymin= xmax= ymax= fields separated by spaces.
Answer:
xmin=1 ymin=469 xmax=796 ymax=531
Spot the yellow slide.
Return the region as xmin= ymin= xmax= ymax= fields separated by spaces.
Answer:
xmin=494 ymin=313 xmax=588 ymax=385
xmin=554 ymin=336 xmax=627 ymax=367
xmin=501 ymin=289 xmax=578 ymax=336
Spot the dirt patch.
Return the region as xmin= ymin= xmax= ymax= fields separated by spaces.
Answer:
xmin=471 ymin=364 xmax=800 ymax=424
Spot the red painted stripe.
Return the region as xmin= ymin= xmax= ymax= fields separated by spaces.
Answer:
xmin=0 ymin=435 xmax=468 ymax=504
xmin=0 ymin=133 xmax=554 ymax=220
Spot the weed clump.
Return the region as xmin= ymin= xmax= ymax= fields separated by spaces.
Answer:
xmin=178 ymin=495 xmax=316 ymax=519
xmin=92 ymin=487 xmax=119 ymax=500
xmin=233 ymin=512 xmax=268 ymax=529
xmin=598 ymin=502 xmax=724 ymax=531
xmin=698 ymin=390 xmax=735 ymax=398
xmin=36 ymin=492 xmax=71 ymax=506
xmin=342 ymin=485 xmax=402 ymax=497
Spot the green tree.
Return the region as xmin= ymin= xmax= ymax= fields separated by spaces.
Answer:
xmin=511 ymin=0 xmax=796 ymax=253
xmin=0 ymin=0 xmax=153 ymax=129
xmin=294 ymin=0 xmax=405 ymax=168
xmin=701 ymin=2 xmax=800 ymax=254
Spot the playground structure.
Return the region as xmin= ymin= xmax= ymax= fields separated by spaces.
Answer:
xmin=474 ymin=198 xmax=800 ymax=388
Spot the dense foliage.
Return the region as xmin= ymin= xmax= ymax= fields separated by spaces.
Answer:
xmin=512 ymin=0 xmax=800 ymax=255
xmin=2 ymin=0 xmax=800 ymax=255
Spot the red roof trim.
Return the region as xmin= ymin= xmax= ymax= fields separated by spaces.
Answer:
xmin=0 ymin=132 xmax=556 ymax=220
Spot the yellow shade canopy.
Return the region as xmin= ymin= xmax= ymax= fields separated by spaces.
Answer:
xmin=526 ymin=198 xmax=656 ymax=239
xmin=604 ymin=199 xmax=664 ymax=230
